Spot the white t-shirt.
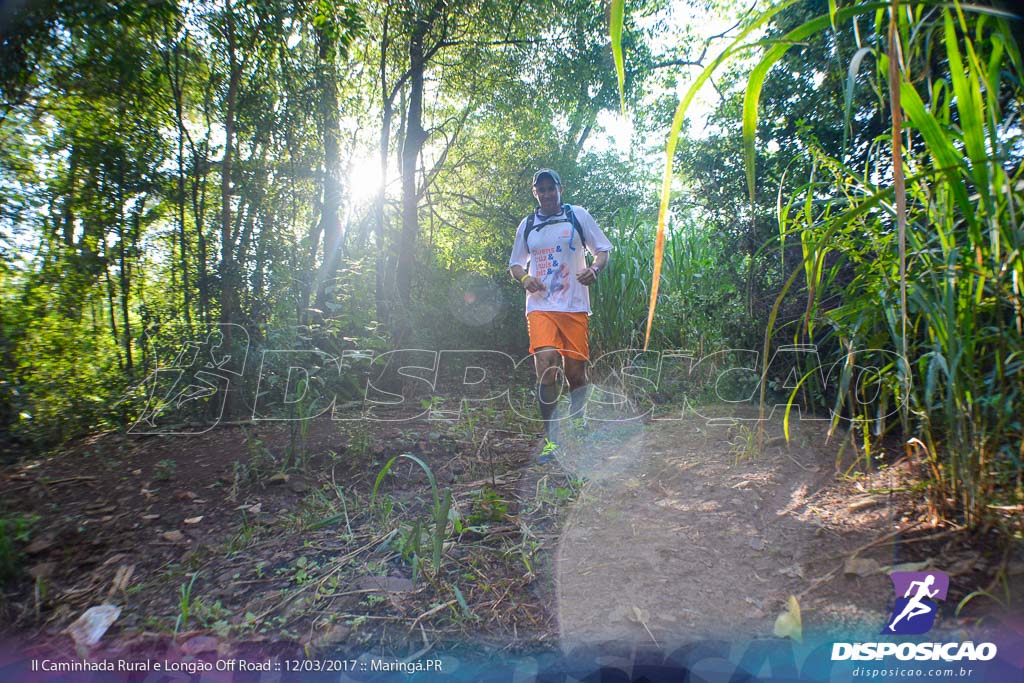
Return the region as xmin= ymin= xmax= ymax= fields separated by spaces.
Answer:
xmin=508 ymin=205 xmax=613 ymax=315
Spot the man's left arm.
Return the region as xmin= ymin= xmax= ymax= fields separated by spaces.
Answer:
xmin=574 ymin=207 xmax=612 ymax=286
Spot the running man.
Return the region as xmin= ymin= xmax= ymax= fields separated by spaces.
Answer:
xmin=508 ymin=169 xmax=613 ymax=457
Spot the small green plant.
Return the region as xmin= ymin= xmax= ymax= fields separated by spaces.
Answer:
xmin=225 ymin=515 xmax=260 ymax=555
xmin=955 ymin=574 xmax=1012 ymax=626
xmin=174 ymin=571 xmax=200 ymax=636
xmin=240 ymin=428 xmax=277 ymax=479
xmin=530 ymin=474 xmax=582 ymax=514
xmin=361 ymin=593 xmax=387 ymax=607
xmin=288 ymin=556 xmax=317 ymax=585
xmin=419 ymin=395 xmax=444 ymax=411
xmin=453 ymin=407 xmax=480 ymax=442
xmin=154 ymin=459 xmax=177 ymax=481
xmin=345 ymin=424 xmax=370 ymax=458
xmin=730 ymin=424 xmax=759 ymax=464
xmin=372 ymin=453 xmax=454 ymax=578
xmin=191 ymin=597 xmax=231 ymax=636
xmin=468 ymin=488 xmax=508 ymax=525
xmin=282 ymin=488 xmax=351 ymax=532
xmin=308 ymin=482 xmax=355 ymax=537
xmin=0 ymin=513 xmax=35 ymax=584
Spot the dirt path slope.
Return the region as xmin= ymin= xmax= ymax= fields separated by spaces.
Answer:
xmin=541 ymin=410 xmax=917 ymax=651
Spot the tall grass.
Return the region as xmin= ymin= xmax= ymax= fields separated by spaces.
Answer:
xmin=614 ymin=1 xmax=1024 ymax=526
xmin=589 ymin=208 xmax=737 ymax=353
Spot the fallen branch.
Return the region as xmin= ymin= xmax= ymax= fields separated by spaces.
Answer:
xmin=409 ymin=599 xmax=457 ymax=631
xmin=798 ymin=519 xmax=929 ymax=600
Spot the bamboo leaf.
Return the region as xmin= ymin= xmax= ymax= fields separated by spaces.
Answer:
xmin=895 ymin=68 xmax=981 ymax=240
xmin=610 ymin=0 xmax=626 ymax=117
xmin=943 ymin=10 xmax=988 ymax=192
xmin=645 ymin=0 xmax=811 ymax=348
xmin=783 ymin=366 xmax=824 ymax=444
xmin=844 ymin=47 xmax=877 ymax=151
xmin=742 ymin=3 xmax=889 ymax=205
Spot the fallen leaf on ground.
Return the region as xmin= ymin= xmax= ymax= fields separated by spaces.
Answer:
xmin=68 ymin=604 xmax=121 ymax=655
xmin=162 ymin=530 xmax=184 ymax=542
xmin=773 ymin=595 xmax=802 ymax=642
xmin=29 ymin=562 xmax=56 ymax=579
xmin=109 ymin=565 xmax=135 ymax=594
xmin=887 ymin=559 xmax=932 ymax=573
xmin=181 ymin=635 xmax=219 ymax=655
xmin=184 ymin=516 xmax=203 ymax=524
xmin=779 ymin=563 xmax=804 ymax=579
xmin=844 ymin=556 xmax=881 ymax=577
xmin=25 ymin=534 xmax=56 ymax=555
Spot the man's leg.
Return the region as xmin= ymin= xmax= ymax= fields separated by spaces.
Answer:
xmin=561 ymin=312 xmax=591 ymax=425
xmin=564 ymin=356 xmax=589 ymax=423
xmin=534 ymin=347 xmax=562 ymax=441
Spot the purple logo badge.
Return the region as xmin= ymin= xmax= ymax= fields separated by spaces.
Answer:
xmin=883 ymin=571 xmax=949 ymax=635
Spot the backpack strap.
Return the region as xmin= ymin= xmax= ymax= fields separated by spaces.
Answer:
xmin=522 ymin=204 xmax=587 ymax=251
xmin=563 ymin=203 xmax=587 ymax=251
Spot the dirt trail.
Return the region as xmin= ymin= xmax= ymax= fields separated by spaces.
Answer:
xmin=533 ymin=409 xmax=911 ymax=651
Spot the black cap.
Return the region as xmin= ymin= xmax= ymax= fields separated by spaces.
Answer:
xmin=532 ymin=168 xmax=562 ymax=186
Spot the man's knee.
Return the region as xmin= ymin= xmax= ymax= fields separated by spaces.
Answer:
xmin=563 ymin=358 xmax=588 ymax=388
xmin=534 ymin=347 xmax=561 ymax=384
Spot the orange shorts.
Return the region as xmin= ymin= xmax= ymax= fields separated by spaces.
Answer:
xmin=526 ymin=311 xmax=590 ymax=360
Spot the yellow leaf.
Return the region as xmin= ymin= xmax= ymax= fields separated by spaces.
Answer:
xmin=773 ymin=595 xmax=802 ymax=642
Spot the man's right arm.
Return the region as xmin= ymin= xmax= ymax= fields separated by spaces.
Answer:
xmin=509 ymin=221 xmax=545 ymax=292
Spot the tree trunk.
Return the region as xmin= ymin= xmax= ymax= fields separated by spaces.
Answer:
xmin=396 ymin=18 xmax=429 ymax=305
xmin=105 ymin=266 xmax=122 ymax=371
xmin=375 ymin=10 xmax=392 ymax=325
xmin=314 ymin=24 xmax=344 ymax=313
xmin=192 ymin=145 xmax=211 ymax=326
xmin=219 ymin=0 xmax=240 ymax=413
xmin=171 ymin=33 xmax=193 ymax=333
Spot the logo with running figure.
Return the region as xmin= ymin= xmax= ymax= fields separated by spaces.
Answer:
xmin=883 ymin=571 xmax=949 ymax=635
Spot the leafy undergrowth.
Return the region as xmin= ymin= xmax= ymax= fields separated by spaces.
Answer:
xmin=1 ymin=401 xmax=1021 ymax=662
xmin=0 ymin=401 xmax=579 ymax=660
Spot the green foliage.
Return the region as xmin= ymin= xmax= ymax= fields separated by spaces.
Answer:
xmin=590 ymin=207 xmax=747 ymax=353
xmin=0 ymin=513 xmax=36 ymax=584
xmin=154 ymin=459 xmax=177 ymax=481
xmin=372 ymin=453 xmax=455 ymax=579
xmin=6 ymin=303 xmax=127 ymax=447
xmin=467 ymin=488 xmax=508 ymax=525
xmin=609 ymin=0 xmax=1024 ymax=529
xmin=642 ymin=0 xmax=1023 ymax=524
xmin=781 ymin=3 xmax=1023 ymax=525
xmin=174 ymin=571 xmax=200 ymax=636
